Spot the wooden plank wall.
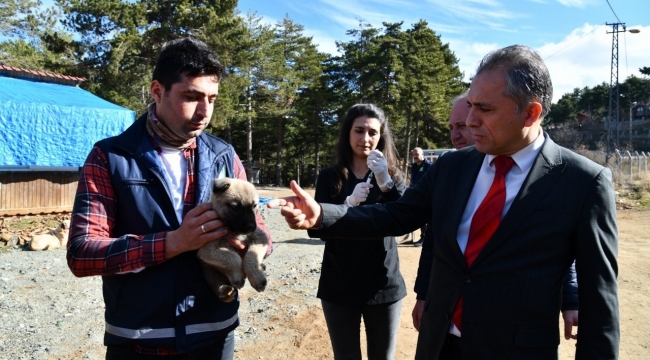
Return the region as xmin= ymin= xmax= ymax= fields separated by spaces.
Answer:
xmin=0 ymin=172 xmax=79 ymax=216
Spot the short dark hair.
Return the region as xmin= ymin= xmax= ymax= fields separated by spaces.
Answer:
xmin=152 ymin=37 xmax=225 ymax=91
xmin=333 ymin=103 xmax=402 ymax=194
xmin=475 ymin=44 xmax=553 ymax=118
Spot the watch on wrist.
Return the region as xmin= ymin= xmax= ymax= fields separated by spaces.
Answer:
xmin=381 ymin=179 xmax=394 ymax=192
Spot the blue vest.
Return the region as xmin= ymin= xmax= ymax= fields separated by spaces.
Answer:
xmin=96 ymin=115 xmax=238 ymax=352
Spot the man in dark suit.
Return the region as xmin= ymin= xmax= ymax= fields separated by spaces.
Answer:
xmin=411 ymin=90 xmax=580 ymax=345
xmin=268 ymin=44 xmax=619 ymax=360
xmin=409 ymin=147 xmax=432 ymax=246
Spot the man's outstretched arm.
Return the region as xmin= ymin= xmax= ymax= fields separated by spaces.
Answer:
xmin=267 ymin=180 xmax=322 ymax=230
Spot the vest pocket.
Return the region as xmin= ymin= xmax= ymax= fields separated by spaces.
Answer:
xmin=120 ymin=178 xmax=154 ymax=186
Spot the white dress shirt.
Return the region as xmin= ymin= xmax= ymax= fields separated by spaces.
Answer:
xmin=451 ymin=131 xmax=545 ymax=336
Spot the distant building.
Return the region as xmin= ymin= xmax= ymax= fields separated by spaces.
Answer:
xmin=422 ymin=148 xmax=455 ymax=163
xmin=577 ymin=112 xmax=591 ymax=125
xmin=632 ymin=102 xmax=649 ymax=121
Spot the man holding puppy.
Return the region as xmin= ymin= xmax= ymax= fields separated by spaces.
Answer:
xmin=269 ymin=45 xmax=618 ymax=359
xmin=67 ymin=37 xmax=271 ymax=359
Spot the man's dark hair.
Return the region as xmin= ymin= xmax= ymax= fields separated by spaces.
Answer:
xmin=475 ymin=44 xmax=553 ymax=118
xmin=152 ymin=37 xmax=225 ymax=91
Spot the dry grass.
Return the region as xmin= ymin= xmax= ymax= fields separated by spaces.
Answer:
xmin=615 ymin=172 xmax=650 ymax=208
xmin=572 ymin=149 xmax=650 ymax=209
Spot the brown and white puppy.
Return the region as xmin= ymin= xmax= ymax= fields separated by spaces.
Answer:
xmin=197 ymin=178 xmax=269 ymax=303
xmin=29 ymin=220 xmax=70 ymax=251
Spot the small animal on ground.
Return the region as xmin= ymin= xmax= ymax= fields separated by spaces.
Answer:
xmin=197 ymin=178 xmax=269 ymax=303
xmin=29 ymin=220 xmax=70 ymax=251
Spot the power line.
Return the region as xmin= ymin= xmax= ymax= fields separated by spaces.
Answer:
xmin=544 ymin=23 xmax=605 ymax=60
xmin=605 ymin=0 xmax=622 ymax=23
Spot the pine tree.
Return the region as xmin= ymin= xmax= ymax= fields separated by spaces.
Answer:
xmin=54 ymin=0 xmax=243 ymax=113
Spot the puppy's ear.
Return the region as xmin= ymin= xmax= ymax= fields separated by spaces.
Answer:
xmin=212 ymin=179 xmax=231 ymax=194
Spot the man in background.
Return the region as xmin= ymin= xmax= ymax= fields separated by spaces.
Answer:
xmin=407 ymin=147 xmax=432 ymax=246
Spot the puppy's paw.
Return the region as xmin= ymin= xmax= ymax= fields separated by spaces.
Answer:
xmin=231 ymin=276 xmax=246 ymax=289
xmin=218 ymin=285 xmax=237 ymax=303
xmin=247 ymin=272 xmax=267 ymax=292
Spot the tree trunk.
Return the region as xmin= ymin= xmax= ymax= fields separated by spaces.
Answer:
xmin=314 ymin=138 xmax=320 ymax=187
xmin=246 ymin=85 xmax=253 ymax=181
xmin=225 ymin=118 xmax=232 ymax=144
xmin=296 ymin=161 xmax=300 ymax=186
xmin=275 ymin=116 xmax=283 ymax=186
xmin=403 ymin=104 xmax=413 ymax=175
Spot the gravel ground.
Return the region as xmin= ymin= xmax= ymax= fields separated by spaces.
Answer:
xmin=4 ymin=195 xmax=649 ymax=360
xmin=0 ymin=205 xmax=325 ymax=360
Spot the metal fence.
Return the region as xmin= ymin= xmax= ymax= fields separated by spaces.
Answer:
xmin=615 ymin=149 xmax=649 ymax=180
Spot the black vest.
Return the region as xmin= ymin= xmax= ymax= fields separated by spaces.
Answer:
xmin=96 ymin=115 xmax=238 ymax=352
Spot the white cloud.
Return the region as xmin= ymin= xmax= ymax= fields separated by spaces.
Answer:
xmin=447 ymin=24 xmax=650 ymax=102
xmin=445 ymin=39 xmax=500 ymax=79
xmin=448 ymin=24 xmax=649 ymax=103
xmin=303 ymin=29 xmax=341 ymax=55
xmin=424 ymin=0 xmax=523 ymax=29
xmin=539 ymin=23 xmax=650 ymax=102
xmin=466 ymin=0 xmax=502 ymax=6
xmin=318 ymin=0 xmax=404 ymax=28
xmin=370 ymin=0 xmax=415 ymax=7
xmin=556 ymin=0 xmax=598 ymax=8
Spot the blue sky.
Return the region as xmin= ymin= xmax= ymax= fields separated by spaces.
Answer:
xmin=236 ymin=0 xmax=650 ymax=102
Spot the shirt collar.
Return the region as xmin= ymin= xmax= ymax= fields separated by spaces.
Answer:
xmin=486 ymin=130 xmax=545 ymax=173
xmin=147 ymin=133 xmax=197 ymax=155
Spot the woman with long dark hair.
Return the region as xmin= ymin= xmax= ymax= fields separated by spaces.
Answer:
xmin=309 ymin=103 xmax=406 ymax=359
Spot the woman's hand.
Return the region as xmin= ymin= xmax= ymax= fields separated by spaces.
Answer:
xmin=367 ymin=150 xmax=390 ymax=188
xmin=346 ymin=182 xmax=373 ymax=206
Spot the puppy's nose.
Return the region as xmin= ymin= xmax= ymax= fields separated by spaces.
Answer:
xmin=243 ymin=224 xmax=257 ymax=233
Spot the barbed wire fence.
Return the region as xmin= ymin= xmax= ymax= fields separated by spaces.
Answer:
xmin=615 ymin=149 xmax=649 ymax=181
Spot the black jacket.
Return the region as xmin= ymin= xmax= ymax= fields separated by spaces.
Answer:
xmin=308 ymin=167 xmax=407 ymax=305
xmin=414 ymin=223 xmax=579 ymax=311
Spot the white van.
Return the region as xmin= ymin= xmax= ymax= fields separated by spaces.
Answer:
xmin=422 ymin=148 xmax=455 ymax=163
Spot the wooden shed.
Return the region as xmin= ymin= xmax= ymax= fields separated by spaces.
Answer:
xmin=0 ymin=65 xmax=135 ymax=216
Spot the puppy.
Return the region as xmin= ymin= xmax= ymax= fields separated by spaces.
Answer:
xmin=29 ymin=220 xmax=70 ymax=251
xmin=197 ymin=178 xmax=269 ymax=303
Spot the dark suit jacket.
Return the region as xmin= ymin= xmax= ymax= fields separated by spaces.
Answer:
xmin=313 ymin=134 xmax=619 ymax=360
xmin=414 ymin=217 xmax=579 ymax=311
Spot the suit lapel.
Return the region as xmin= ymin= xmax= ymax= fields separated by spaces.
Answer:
xmin=470 ymin=134 xmax=566 ymax=268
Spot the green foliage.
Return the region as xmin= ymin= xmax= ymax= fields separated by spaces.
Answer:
xmin=640 ymin=66 xmax=650 ymax=77
xmin=1 ymin=2 xmax=465 ymax=185
xmin=547 ymin=76 xmax=650 ymax=126
xmin=328 ymin=20 xmax=464 ymax=171
xmin=0 ymin=0 xmax=42 ymax=38
xmin=620 ymin=75 xmax=650 ymax=105
xmin=51 ymin=0 xmax=243 ymax=113
xmin=0 ymin=2 xmax=77 ymax=72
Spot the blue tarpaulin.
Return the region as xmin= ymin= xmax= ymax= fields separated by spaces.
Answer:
xmin=0 ymin=75 xmax=135 ymax=168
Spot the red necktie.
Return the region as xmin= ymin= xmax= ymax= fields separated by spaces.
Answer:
xmin=452 ymin=156 xmax=515 ymax=331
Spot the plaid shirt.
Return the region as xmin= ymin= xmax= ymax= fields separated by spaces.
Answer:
xmin=68 ymin=137 xmax=271 ymax=355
